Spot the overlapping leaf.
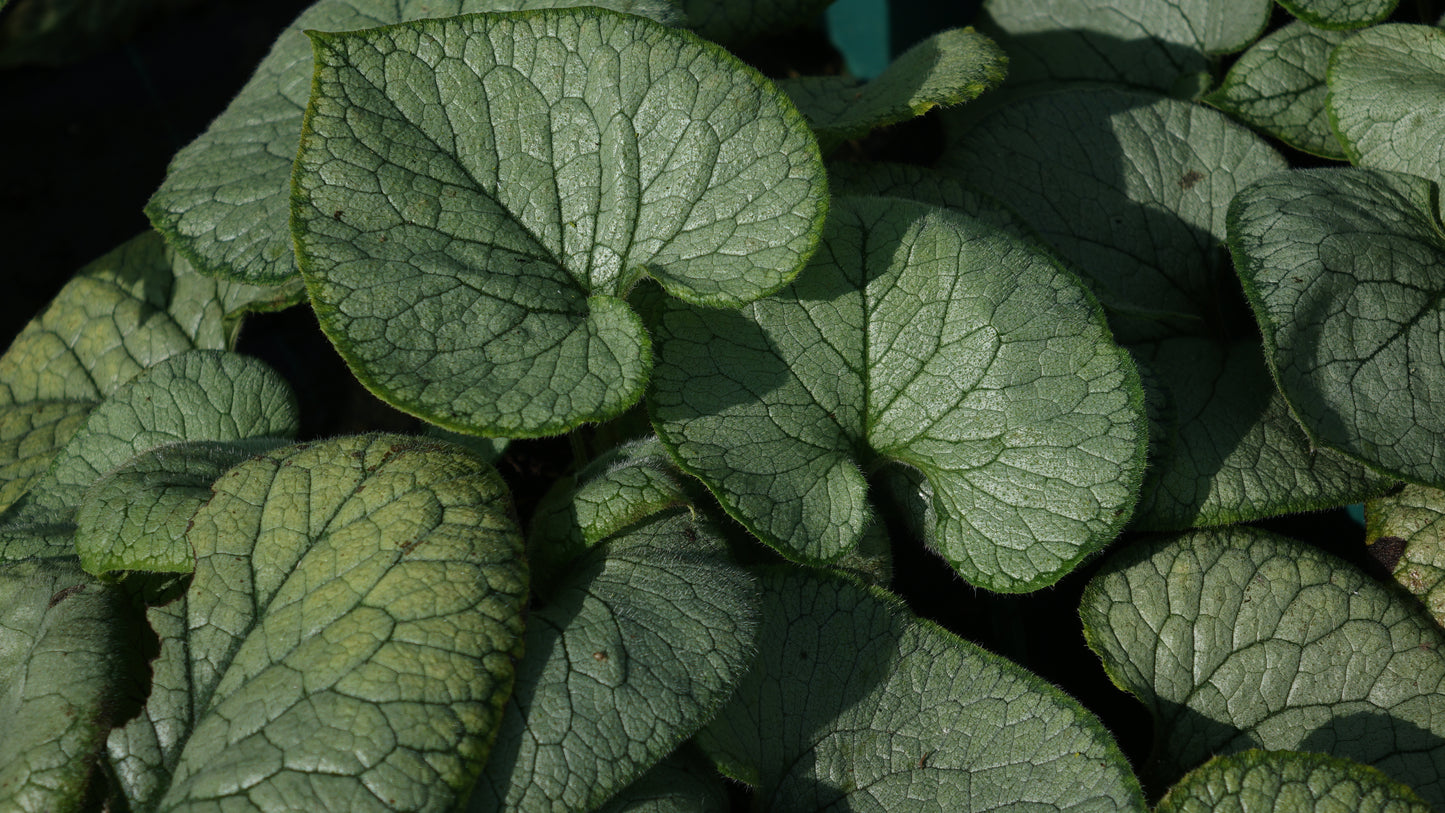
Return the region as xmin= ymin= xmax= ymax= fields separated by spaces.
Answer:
xmin=594 ymin=748 xmax=728 ymax=813
xmin=0 ymin=232 xmax=295 ymax=513
xmin=1366 ymin=484 xmax=1445 ymax=627
xmin=1131 ymin=338 xmax=1392 ymax=530
xmin=1082 ymin=527 xmax=1445 ymax=806
xmin=1204 ymin=21 xmax=1349 ymax=159
xmin=0 ymin=554 xmax=148 ymax=813
xmin=1327 ymin=24 xmax=1445 ymax=188
xmin=650 ymin=195 xmax=1145 ymax=592
xmin=697 ymin=567 xmax=1146 ymax=810
xmin=1157 ymin=750 xmax=1431 ymax=813
xmin=1280 ymin=0 xmax=1398 ymax=30
xmin=292 ymin=9 xmax=827 ymax=437
xmin=940 ymin=86 xmax=1286 ymax=340
xmin=1228 ymin=168 xmax=1445 ymax=487
xmin=104 ymin=434 xmax=527 ymax=812
xmin=978 ymin=0 xmax=1268 ymax=91
xmin=778 ymin=28 xmax=1006 ymax=153
xmin=469 ymin=511 xmax=758 ymax=812
xmin=146 ymin=0 xmax=684 ymax=284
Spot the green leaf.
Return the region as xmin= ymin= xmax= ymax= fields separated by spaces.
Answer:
xmin=697 ymin=567 xmax=1147 ymax=810
xmin=1328 ymin=24 xmax=1445 ymax=187
xmin=527 ymin=436 xmax=692 ymax=585
xmin=1366 ymin=484 xmax=1445 ymax=627
xmin=0 ymin=555 xmax=148 ymax=813
xmin=978 ymin=0 xmax=1267 ymax=91
xmin=939 ymin=86 xmax=1287 ymax=340
xmin=74 ymin=439 xmax=289 ymax=577
xmin=1081 ymin=527 xmax=1445 ymax=806
xmin=1157 ymin=750 xmax=1432 ymax=813
xmin=1131 ymin=338 xmax=1393 ymax=530
xmin=292 ymin=9 xmax=828 ymax=438
xmin=778 ymin=28 xmax=1007 ymax=153
xmin=595 ymin=747 xmax=729 ymax=813
xmin=468 ymin=510 xmax=758 ymax=812
xmin=0 ymin=232 xmax=296 ymax=513
xmin=1227 ymin=168 xmax=1445 ymax=488
xmin=145 ymin=0 xmax=685 ymax=285
xmin=1279 ymin=0 xmax=1398 ymax=30
xmin=1203 ymin=21 xmax=1350 ymax=159
xmin=104 ymin=434 xmax=528 ymax=812
xmin=13 ymin=350 xmax=298 ymax=519
xmin=650 ymin=195 xmax=1145 ymax=592
xmin=680 ymin=0 xmax=833 ymax=44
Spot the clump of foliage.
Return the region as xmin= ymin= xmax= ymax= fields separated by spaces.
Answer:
xmin=2 ymin=0 xmax=1444 ymax=810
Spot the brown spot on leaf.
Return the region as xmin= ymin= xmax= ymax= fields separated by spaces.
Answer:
xmin=1369 ymin=536 xmax=1408 ymax=574
xmin=48 ymin=584 xmax=85 ymax=608
xmin=593 ymin=651 xmax=608 ymax=662
xmin=1177 ymin=170 xmax=1204 ymax=190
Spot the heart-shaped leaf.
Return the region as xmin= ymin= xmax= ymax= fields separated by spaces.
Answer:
xmin=1130 ymin=337 xmax=1393 ymax=530
xmin=1157 ymin=750 xmax=1431 ymax=813
xmin=468 ymin=510 xmax=758 ymax=812
xmin=650 ymin=195 xmax=1145 ymax=592
xmin=1366 ymin=484 xmax=1445 ymax=627
xmin=104 ymin=434 xmax=527 ymax=812
xmin=146 ymin=0 xmax=684 ymax=285
xmin=1228 ymin=168 xmax=1445 ymax=487
xmin=292 ymin=9 xmax=828 ymax=437
xmin=778 ymin=28 xmax=1006 ymax=153
xmin=940 ymin=86 xmax=1287 ymax=340
xmin=697 ymin=567 xmax=1147 ymax=810
xmin=1203 ymin=21 xmax=1349 ymax=159
xmin=1082 ymin=527 xmax=1445 ymax=806
xmin=0 ymin=553 xmax=149 ymax=813
xmin=1327 ymin=24 xmax=1445 ymax=188
xmin=0 ymin=232 xmax=297 ymax=512
xmin=1280 ymin=0 xmax=1398 ymax=30
xmin=978 ymin=0 xmax=1267 ymax=91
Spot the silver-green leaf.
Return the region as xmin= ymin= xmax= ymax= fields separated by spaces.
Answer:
xmin=145 ymin=0 xmax=684 ymax=284
xmin=469 ymin=510 xmax=758 ymax=812
xmin=1156 ymin=750 xmax=1431 ymax=813
xmin=650 ymin=195 xmax=1144 ymax=592
xmin=1327 ymin=24 xmax=1445 ymax=188
xmin=1228 ymin=168 xmax=1445 ymax=488
xmin=1082 ymin=527 xmax=1445 ymax=806
xmin=1203 ymin=21 xmax=1349 ymax=159
xmin=105 ymin=434 xmax=528 ymax=812
xmin=292 ymin=9 xmax=828 ymax=437
xmin=697 ymin=567 xmax=1147 ymax=810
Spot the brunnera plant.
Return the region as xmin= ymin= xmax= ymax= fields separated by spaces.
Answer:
xmin=2 ymin=0 xmax=1445 ymax=810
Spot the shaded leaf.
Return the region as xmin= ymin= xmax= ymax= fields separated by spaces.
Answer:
xmin=292 ymin=9 xmax=827 ymax=437
xmin=105 ymin=434 xmax=527 ymax=812
xmin=1203 ymin=21 xmax=1349 ymax=159
xmin=940 ymin=86 xmax=1287 ymax=340
xmin=469 ymin=510 xmax=758 ymax=812
xmin=680 ymin=0 xmax=832 ymax=44
xmin=0 ymin=232 xmax=297 ymax=512
xmin=1131 ymin=337 xmax=1393 ymax=530
xmin=1280 ymin=0 xmax=1398 ymax=30
xmin=1157 ymin=750 xmax=1431 ymax=813
xmin=779 ymin=28 xmax=1006 ymax=153
xmin=1328 ymin=24 xmax=1445 ymax=187
xmin=1228 ymin=168 xmax=1445 ymax=487
xmin=1082 ymin=527 xmax=1445 ymax=806
xmin=595 ymin=747 xmax=729 ymax=813
xmin=697 ymin=567 xmax=1146 ymax=810
xmin=0 ymin=555 xmax=148 ymax=813
xmin=145 ymin=0 xmax=685 ymax=284
xmin=978 ymin=0 xmax=1266 ymax=91
xmin=650 ymin=195 xmax=1145 ymax=592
